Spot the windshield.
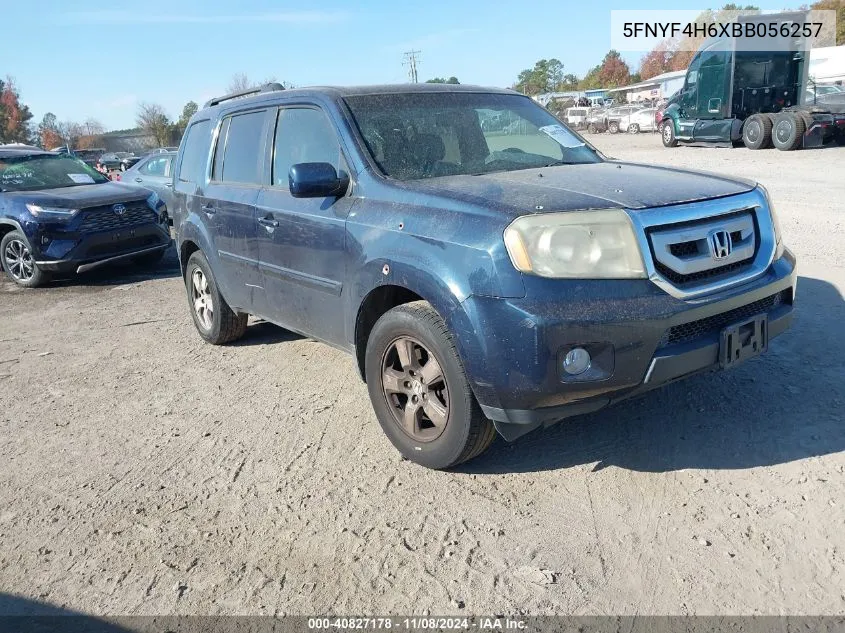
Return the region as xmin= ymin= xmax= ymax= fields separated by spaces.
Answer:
xmin=0 ymin=154 xmax=109 ymax=192
xmin=343 ymin=92 xmax=600 ymax=180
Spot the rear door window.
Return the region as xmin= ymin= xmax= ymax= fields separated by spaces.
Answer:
xmin=177 ymin=119 xmax=211 ymax=183
xmin=218 ymin=110 xmax=267 ymax=185
xmin=140 ymin=156 xmax=168 ymax=176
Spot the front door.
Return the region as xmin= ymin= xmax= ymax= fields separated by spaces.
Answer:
xmin=256 ymin=105 xmax=354 ymax=345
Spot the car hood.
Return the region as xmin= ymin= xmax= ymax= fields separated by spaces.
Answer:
xmin=405 ymin=161 xmax=756 ymax=215
xmin=2 ymin=181 xmax=149 ymax=208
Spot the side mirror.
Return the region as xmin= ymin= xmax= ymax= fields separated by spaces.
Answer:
xmin=289 ymin=162 xmax=349 ymax=198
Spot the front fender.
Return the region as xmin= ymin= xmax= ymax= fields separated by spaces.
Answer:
xmin=344 ymin=228 xmax=512 ymax=410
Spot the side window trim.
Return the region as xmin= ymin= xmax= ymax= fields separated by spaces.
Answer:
xmin=269 ymin=104 xmax=350 ymax=190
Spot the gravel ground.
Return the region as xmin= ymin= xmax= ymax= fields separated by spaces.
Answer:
xmin=1 ymin=133 xmax=844 ymax=617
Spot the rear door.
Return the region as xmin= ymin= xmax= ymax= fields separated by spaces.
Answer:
xmin=203 ymin=109 xmax=272 ymax=314
xmin=255 ymin=104 xmax=354 ymax=345
xmin=129 ymin=154 xmax=174 ymax=207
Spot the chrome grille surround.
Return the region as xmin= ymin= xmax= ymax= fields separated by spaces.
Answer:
xmin=625 ymin=188 xmax=778 ymax=300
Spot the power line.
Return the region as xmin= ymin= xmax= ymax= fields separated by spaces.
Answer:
xmin=403 ymin=50 xmax=421 ymax=84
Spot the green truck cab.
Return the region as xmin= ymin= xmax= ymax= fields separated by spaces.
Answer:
xmin=660 ymin=12 xmax=845 ymax=151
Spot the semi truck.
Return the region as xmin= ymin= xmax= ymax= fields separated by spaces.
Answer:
xmin=660 ymin=11 xmax=845 ymax=150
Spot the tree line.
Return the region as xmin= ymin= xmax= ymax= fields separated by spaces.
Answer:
xmin=513 ymin=0 xmax=843 ymax=95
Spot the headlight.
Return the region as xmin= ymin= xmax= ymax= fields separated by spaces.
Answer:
xmin=503 ymin=209 xmax=646 ymax=278
xmin=25 ymin=204 xmax=80 ymax=220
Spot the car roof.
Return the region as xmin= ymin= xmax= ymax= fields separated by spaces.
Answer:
xmin=199 ymin=83 xmax=519 ymax=114
xmin=0 ymin=148 xmax=54 ymax=158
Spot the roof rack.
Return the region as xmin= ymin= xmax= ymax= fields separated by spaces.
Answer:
xmin=204 ymin=82 xmax=286 ymax=108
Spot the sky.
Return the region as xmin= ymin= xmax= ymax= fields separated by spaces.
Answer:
xmin=3 ymin=0 xmax=741 ymax=131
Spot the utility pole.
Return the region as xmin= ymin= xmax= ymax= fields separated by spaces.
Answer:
xmin=403 ymin=50 xmax=421 ymax=83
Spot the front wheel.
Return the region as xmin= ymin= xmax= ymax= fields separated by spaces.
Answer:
xmin=1 ymin=230 xmax=49 ymax=288
xmin=365 ymin=301 xmax=496 ymax=469
xmin=661 ymin=120 xmax=678 ymax=147
xmin=608 ymin=121 xmax=620 ymax=134
xmin=184 ymin=251 xmax=248 ymax=344
xmin=628 ymin=123 xmax=640 ymax=134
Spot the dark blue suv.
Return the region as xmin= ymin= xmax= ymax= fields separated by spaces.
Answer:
xmin=0 ymin=147 xmax=170 ymax=287
xmin=171 ymin=83 xmax=796 ymax=469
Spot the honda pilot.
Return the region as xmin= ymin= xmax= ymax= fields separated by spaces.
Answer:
xmin=171 ymin=83 xmax=795 ymax=469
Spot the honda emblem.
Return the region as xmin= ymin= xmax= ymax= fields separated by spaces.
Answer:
xmin=709 ymin=229 xmax=732 ymax=260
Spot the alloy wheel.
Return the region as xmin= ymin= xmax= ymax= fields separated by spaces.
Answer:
xmin=3 ymin=239 xmax=34 ymax=282
xmin=381 ymin=336 xmax=450 ymax=442
xmin=191 ymin=268 xmax=214 ymax=330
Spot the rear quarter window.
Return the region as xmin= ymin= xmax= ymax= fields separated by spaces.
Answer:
xmin=177 ymin=119 xmax=211 ymax=183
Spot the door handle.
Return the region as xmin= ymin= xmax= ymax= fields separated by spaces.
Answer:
xmin=201 ymin=203 xmax=216 ymax=216
xmin=134 ymin=178 xmax=143 ymax=183
xmin=258 ymin=217 xmax=279 ymax=228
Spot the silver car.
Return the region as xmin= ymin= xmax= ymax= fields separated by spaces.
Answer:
xmin=119 ymin=151 xmax=177 ymax=211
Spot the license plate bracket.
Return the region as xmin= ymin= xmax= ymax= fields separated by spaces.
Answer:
xmin=720 ymin=313 xmax=768 ymax=369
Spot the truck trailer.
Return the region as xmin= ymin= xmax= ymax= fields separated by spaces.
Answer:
xmin=660 ymin=11 xmax=845 ymax=150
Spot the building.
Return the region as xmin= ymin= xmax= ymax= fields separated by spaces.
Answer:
xmin=809 ymin=45 xmax=845 ymax=84
xmin=605 ymin=70 xmax=687 ymax=103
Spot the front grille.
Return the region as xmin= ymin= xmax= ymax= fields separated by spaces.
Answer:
xmin=647 ymin=209 xmax=758 ymax=287
xmin=660 ymin=290 xmax=787 ymax=347
xmin=78 ymin=202 xmax=155 ymax=233
xmin=655 ymin=257 xmax=754 ymax=285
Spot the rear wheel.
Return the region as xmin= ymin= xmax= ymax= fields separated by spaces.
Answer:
xmin=185 ymin=251 xmax=247 ymax=344
xmin=772 ymin=112 xmax=805 ymax=151
xmin=742 ymin=114 xmax=773 ymax=149
xmin=365 ymin=301 xmax=495 ymax=469
xmin=661 ymin=120 xmax=678 ymax=147
xmin=587 ymin=123 xmax=598 ymax=134
xmin=627 ymin=123 xmax=640 ymax=134
xmin=1 ymin=230 xmax=49 ymax=288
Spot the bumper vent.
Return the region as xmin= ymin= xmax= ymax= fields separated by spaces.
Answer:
xmin=78 ymin=203 xmax=155 ymax=233
xmin=660 ymin=290 xmax=789 ymax=348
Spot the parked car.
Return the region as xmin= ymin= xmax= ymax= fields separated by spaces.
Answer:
xmin=603 ymin=105 xmax=640 ymax=133
xmin=171 ymin=83 xmax=795 ymax=469
xmin=564 ymin=107 xmax=589 ymax=129
xmin=0 ymin=148 xmax=171 ymax=288
xmin=119 ymin=151 xmax=176 ymax=211
xmin=620 ymin=108 xmax=658 ymax=133
xmin=98 ymin=152 xmax=141 ymax=171
xmin=149 ymin=147 xmax=180 ymax=155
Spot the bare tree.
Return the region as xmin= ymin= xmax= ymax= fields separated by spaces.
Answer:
xmin=227 ymin=73 xmax=292 ymax=94
xmin=56 ymin=120 xmax=83 ymax=149
xmin=136 ymin=102 xmax=174 ymax=147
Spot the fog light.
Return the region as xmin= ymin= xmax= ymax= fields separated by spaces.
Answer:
xmin=41 ymin=236 xmax=51 ymax=245
xmin=563 ymin=347 xmax=592 ymax=375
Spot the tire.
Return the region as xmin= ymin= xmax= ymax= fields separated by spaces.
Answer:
xmin=772 ymin=112 xmax=805 ymax=151
xmin=742 ymin=114 xmax=773 ymax=149
xmin=587 ymin=123 xmax=597 ymax=134
xmin=628 ymin=123 xmax=640 ymax=134
xmin=1 ymin=230 xmax=49 ymax=288
xmin=184 ymin=250 xmax=247 ymax=345
xmin=608 ymin=121 xmax=620 ymax=134
xmin=133 ymin=248 xmax=166 ymax=267
xmin=364 ymin=301 xmax=496 ymax=469
xmin=661 ymin=119 xmax=678 ymax=147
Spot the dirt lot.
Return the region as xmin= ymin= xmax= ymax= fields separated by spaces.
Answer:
xmin=1 ymin=133 xmax=844 ymax=617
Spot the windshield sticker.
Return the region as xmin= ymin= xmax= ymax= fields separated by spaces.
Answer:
xmin=68 ymin=173 xmax=95 ymax=184
xmin=539 ymin=124 xmax=585 ymax=148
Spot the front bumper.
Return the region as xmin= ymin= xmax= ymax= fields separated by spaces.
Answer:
xmin=32 ymin=223 xmax=171 ymax=274
xmin=458 ymin=250 xmax=796 ymax=438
